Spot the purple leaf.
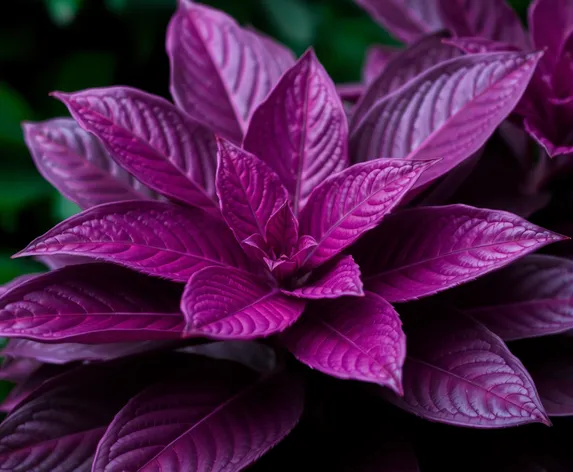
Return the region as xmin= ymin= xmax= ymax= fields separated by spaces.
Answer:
xmin=383 ymin=307 xmax=550 ymax=428
xmin=92 ymin=368 xmax=304 ymax=472
xmin=23 ymin=118 xmax=157 ymax=209
xmin=355 ymin=0 xmax=443 ymax=44
xmin=243 ymin=50 xmax=348 ymax=214
xmin=285 ymin=255 xmax=364 ymax=299
xmin=362 ymin=45 xmax=401 ymax=85
xmin=216 ymin=139 xmax=288 ymax=243
xmin=53 ymin=87 xmax=218 ymax=213
xmin=0 ymin=263 xmax=184 ymax=343
xmin=443 ymin=36 xmax=520 ymax=54
xmin=35 ymin=254 xmax=93 ymax=270
xmin=439 ymin=0 xmax=529 ymax=49
xmin=455 ymin=255 xmax=573 ymax=341
xmin=181 ymin=266 xmax=305 ymax=340
xmin=351 ymin=33 xmax=461 ymax=129
xmin=529 ymin=0 xmax=573 ymax=67
xmin=299 ymin=159 xmax=434 ymax=268
xmin=0 ymin=357 xmax=42 ymax=383
xmin=0 ymin=356 xmax=174 ymax=472
xmin=265 ymin=202 xmax=299 ymax=254
xmin=336 ymin=83 xmax=364 ymax=103
xmin=1 ymin=338 xmax=173 ymax=364
xmin=283 ymin=292 xmax=405 ymax=393
xmin=166 ymin=2 xmax=295 ymax=143
xmin=358 ymin=205 xmax=564 ymax=303
xmin=350 ymin=52 xmax=542 ymax=188
xmin=0 ymin=273 xmax=40 ymax=295
xmin=183 ymin=341 xmax=277 ymax=373
xmin=16 ymin=200 xmax=250 ymax=282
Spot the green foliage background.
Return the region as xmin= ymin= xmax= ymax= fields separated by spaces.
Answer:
xmin=0 ymin=0 xmax=532 ymax=397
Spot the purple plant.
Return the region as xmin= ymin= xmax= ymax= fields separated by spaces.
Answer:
xmin=1 ymin=1 xmax=573 ymax=470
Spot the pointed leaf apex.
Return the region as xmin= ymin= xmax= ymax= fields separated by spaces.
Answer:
xmin=49 ymin=91 xmax=70 ymax=102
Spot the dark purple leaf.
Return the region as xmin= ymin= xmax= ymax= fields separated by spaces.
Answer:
xmin=355 ymin=0 xmax=443 ymax=44
xmin=23 ymin=118 xmax=157 ymax=209
xmin=362 ymin=44 xmax=401 ymax=85
xmin=285 ymin=255 xmax=364 ymax=299
xmin=439 ymin=0 xmax=529 ymax=49
xmin=529 ymin=0 xmax=573 ymax=68
xmin=351 ymin=32 xmax=461 ymax=129
xmin=0 ymin=263 xmax=184 ymax=343
xmin=383 ymin=307 xmax=550 ymax=428
xmin=216 ymin=139 xmax=288 ymax=243
xmin=167 ymin=1 xmax=295 ymax=143
xmin=443 ymin=36 xmax=520 ymax=54
xmin=283 ymin=292 xmax=405 ymax=393
xmin=300 ymin=159 xmax=433 ymax=268
xmin=54 ymin=87 xmax=218 ymax=213
xmin=182 ymin=266 xmax=305 ymax=340
xmin=455 ymin=255 xmax=573 ymax=340
xmin=92 ymin=368 xmax=304 ymax=472
xmin=0 ymin=355 xmax=181 ymax=472
xmin=16 ymin=200 xmax=250 ymax=282
xmin=265 ymin=201 xmax=299 ymax=254
xmin=1 ymin=338 xmax=173 ymax=364
xmin=350 ymin=52 xmax=541 ymax=189
xmin=244 ymin=50 xmax=348 ymax=214
xmin=357 ymin=205 xmax=564 ymax=303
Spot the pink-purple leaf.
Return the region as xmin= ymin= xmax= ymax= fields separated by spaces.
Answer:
xmin=166 ymin=2 xmax=295 ymax=143
xmin=1 ymin=338 xmax=173 ymax=364
xmin=358 ymin=205 xmax=564 ymax=303
xmin=383 ymin=307 xmax=550 ymax=428
xmin=182 ymin=266 xmax=305 ymax=340
xmin=16 ymin=200 xmax=250 ymax=282
xmin=443 ymin=37 xmax=520 ymax=54
xmin=455 ymin=255 xmax=573 ymax=341
xmin=439 ymin=0 xmax=529 ymax=49
xmin=355 ymin=0 xmax=443 ymax=44
xmin=351 ymin=33 xmax=461 ymax=129
xmin=243 ymin=50 xmax=348 ymax=214
xmin=23 ymin=118 xmax=156 ymax=209
xmin=362 ymin=45 xmax=401 ymax=85
xmin=285 ymin=255 xmax=364 ymax=299
xmin=92 ymin=368 xmax=304 ymax=472
xmin=53 ymin=87 xmax=218 ymax=213
xmin=216 ymin=139 xmax=288 ymax=243
xmin=350 ymin=52 xmax=542 ymax=189
xmin=282 ymin=292 xmax=405 ymax=393
xmin=0 ymin=263 xmax=184 ymax=343
xmin=299 ymin=159 xmax=434 ymax=268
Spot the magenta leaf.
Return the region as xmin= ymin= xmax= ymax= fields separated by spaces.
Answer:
xmin=351 ymin=33 xmax=461 ymax=129
xmin=443 ymin=37 xmax=520 ymax=54
xmin=35 ymin=254 xmax=93 ymax=270
xmin=16 ymin=200 xmax=250 ymax=282
xmin=455 ymin=255 xmax=573 ymax=341
xmin=166 ymin=2 xmax=295 ymax=143
xmin=92 ymin=368 xmax=304 ymax=472
xmin=286 ymin=255 xmax=364 ymax=299
xmin=1 ymin=338 xmax=173 ymax=364
xmin=216 ymin=139 xmax=288 ymax=243
xmin=53 ymin=87 xmax=218 ymax=214
xmin=355 ymin=0 xmax=443 ymax=44
xmin=439 ymin=0 xmax=529 ymax=49
xmin=383 ymin=307 xmax=550 ymax=428
xmin=358 ymin=205 xmax=564 ymax=303
xmin=283 ymin=292 xmax=405 ymax=393
xmin=0 ymin=263 xmax=184 ymax=343
xmin=362 ymin=45 xmax=401 ymax=85
xmin=350 ymin=52 xmax=542 ymax=189
xmin=0 ymin=356 xmax=174 ymax=472
xmin=243 ymin=50 xmax=348 ymax=214
xmin=182 ymin=266 xmax=305 ymax=340
xmin=299 ymin=159 xmax=434 ymax=268
xmin=23 ymin=118 xmax=157 ymax=209
xmin=0 ymin=273 xmax=40 ymax=295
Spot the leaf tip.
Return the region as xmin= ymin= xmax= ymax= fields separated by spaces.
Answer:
xmin=49 ymin=91 xmax=71 ymax=103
